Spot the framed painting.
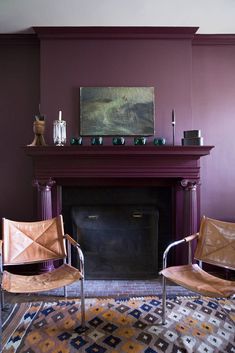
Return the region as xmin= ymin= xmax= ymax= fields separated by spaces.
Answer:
xmin=80 ymin=87 xmax=155 ymax=136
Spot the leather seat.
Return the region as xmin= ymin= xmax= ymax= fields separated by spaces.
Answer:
xmin=0 ymin=215 xmax=85 ymax=330
xmin=160 ymin=216 xmax=235 ymax=324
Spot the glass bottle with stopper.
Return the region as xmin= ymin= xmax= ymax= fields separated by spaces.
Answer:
xmin=53 ymin=110 xmax=66 ymax=146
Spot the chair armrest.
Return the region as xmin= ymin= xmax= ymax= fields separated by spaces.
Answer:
xmin=161 ymin=233 xmax=199 ymax=271
xmin=184 ymin=233 xmax=198 ymax=243
xmin=64 ymin=234 xmax=84 ymax=275
xmin=184 ymin=233 xmax=199 ymax=265
xmin=65 ymin=234 xmax=80 ymax=247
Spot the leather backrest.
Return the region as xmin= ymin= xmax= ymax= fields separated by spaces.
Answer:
xmin=194 ymin=216 xmax=235 ymax=270
xmin=3 ymin=215 xmax=67 ymax=265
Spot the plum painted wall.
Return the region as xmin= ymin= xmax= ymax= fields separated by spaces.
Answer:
xmin=0 ymin=29 xmax=235 ymax=225
xmin=0 ymin=36 xmax=39 ymax=223
xmin=39 ymin=34 xmax=194 ymax=146
xmin=192 ymin=41 xmax=235 ymax=221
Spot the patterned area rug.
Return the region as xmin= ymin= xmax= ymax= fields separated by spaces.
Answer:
xmin=2 ymin=296 xmax=235 ymax=353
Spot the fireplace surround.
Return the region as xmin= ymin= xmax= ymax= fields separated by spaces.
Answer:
xmin=25 ymin=145 xmax=213 ymax=275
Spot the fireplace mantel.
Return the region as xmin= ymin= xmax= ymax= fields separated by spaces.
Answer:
xmin=24 ymin=145 xmax=214 ymax=270
xmin=24 ymin=145 xmax=214 ymax=181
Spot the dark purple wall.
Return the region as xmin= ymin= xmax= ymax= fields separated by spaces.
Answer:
xmin=40 ymin=36 xmax=193 ymax=145
xmin=1 ymin=29 xmax=235 ymax=224
xmin=192 ymin=42 xmax=235 ymax=221
xmin=0 ymin=36 xmax=40 ymax=222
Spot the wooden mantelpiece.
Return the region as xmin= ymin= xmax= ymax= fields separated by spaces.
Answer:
xmin=24 ymin=144 xmax=214 ymax=230
xmin=24 ymin=145 xmax=214 ymax=181
xmin=25 ymin=145 xmax=213 ymax=270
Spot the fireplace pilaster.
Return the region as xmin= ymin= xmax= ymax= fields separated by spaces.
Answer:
xmin=181 ymin=179 xmax=199 ymax=236
xmin=33 ymin=178 xmax=56 ymax=272
xmin=33 ymin=178 xmax=55 ymax=220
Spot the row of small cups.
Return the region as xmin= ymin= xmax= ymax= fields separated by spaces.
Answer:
xmin=70 ymin=136 xmax=166 ymax=145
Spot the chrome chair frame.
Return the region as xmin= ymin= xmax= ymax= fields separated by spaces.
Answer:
xmin=161 ymin=233 xmax=198 ymax=324
xmin=0 ymin=217 xmax=86 ymax=352
xmin=161 ymin=216 xmax=235 ymax=325
xmin=64 ymin=233 xmax=85 ymax=326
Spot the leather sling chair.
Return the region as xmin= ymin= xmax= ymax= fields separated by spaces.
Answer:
xmin=160 ymin=216 xmax=235 ymax=324
xmin=0 ymin=215 xmax=85 ymax=333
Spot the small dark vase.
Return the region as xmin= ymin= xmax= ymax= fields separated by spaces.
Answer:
xmin=91 ymin=137 xmax=103 ymax=145
xmin=113 ymin=137 xmax=125 ymax=145
xmin=134 ymin=137 xmax=147 ymax=145
xmin=154 ymin=137 xmax=166 ymax=146
xmin=70 ymin=137 xmax=83 ymax=145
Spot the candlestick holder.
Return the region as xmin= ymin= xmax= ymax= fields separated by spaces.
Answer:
xmin=172 ymin=124 xmax=175 ymax=146
xmin=53 ymin=111 xmax=66 ymax=146
xmin=172 ymin=109 xmax=176 ymax=146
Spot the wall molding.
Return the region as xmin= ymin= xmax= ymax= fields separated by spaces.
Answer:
xmin=33 ymin=26 xmax=199 ymax=40
xmin=1 ymin=31 xmax=235 ymax=46
xmin=0 ymin=34 xmax=38 ymax=45
xmin=193 ymin=34 xmax=235 ymax=45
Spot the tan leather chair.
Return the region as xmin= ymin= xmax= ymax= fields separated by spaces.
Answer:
xmin=0 ymin=215 xmax=85 ymax=329
xmin=160 ymin=216 xmax=235 ymax=324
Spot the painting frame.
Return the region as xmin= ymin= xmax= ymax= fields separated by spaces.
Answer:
xmin=80 ymin=87 xmax=155 ymax=136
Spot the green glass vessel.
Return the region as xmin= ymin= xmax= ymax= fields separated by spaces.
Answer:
xmin=91 ymin=137 xmax=103 ymax=145
xmin=154 ymin=137 xmax=166 ymax=146
xmin=113 ymin=137 xmax=125 ymax=145
xmin=70 ymin=137 xmax=83 ymax=145
xmin=134 ymin=137 xmax=147 ymax=145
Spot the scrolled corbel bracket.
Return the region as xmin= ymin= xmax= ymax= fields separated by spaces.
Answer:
xmin=180 ymin=179 xmax=200 ymax=191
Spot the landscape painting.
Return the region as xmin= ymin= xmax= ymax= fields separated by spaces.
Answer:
xmin=80 ymin=87 xmax=155 ymax=136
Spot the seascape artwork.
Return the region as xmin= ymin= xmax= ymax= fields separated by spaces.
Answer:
xmin=80 ymin=87 xmax=155 ymax=136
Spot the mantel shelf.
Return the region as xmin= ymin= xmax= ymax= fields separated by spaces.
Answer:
xmin=24 ymin=145 xmax=214 ymax=157
xmin=24 ymin=145 xmax=214 ymax=182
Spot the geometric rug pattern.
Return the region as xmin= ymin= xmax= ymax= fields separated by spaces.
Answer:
xmin=2 ymin=296 xmax=235 ymax=353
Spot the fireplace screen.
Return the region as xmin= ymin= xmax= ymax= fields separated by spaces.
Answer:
xmin=71 ymin=205 xmax=159 ymax=279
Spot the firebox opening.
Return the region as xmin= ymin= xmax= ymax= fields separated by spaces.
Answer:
xmin=62 ymin=186 xmax=173 ymax=279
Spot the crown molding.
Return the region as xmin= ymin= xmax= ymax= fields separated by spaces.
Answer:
xmin=193 ymin=34 xmax=235 ymax=45
xmin=0 ymin=33 xmax=38 ymax=45
xmin=33 ymin=26 xmax=199 ymax=40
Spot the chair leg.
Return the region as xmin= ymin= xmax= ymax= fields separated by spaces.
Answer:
xmin=0 ymin=288 xmax=6 ymax=353
xmin=80 ymin=278 xmax=85 ymax=330
xmin=162 ymin=276 xmax=167 ymax=325
xmin=0 ymin=289 xmax=5 ymax=309
xmin=0 ymin=289 xmax=2 ymax=353
xmin=0 ymin=315 xmax=2 ymax=353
